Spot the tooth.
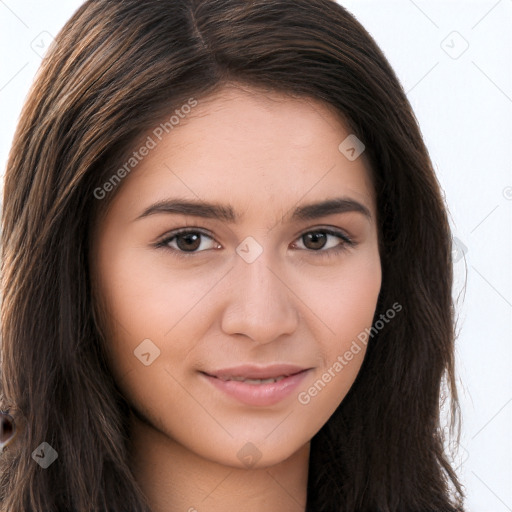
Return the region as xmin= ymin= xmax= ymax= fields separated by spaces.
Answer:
xmin=243 ymin=378 xmax=272 ymax=384
xmin=243 ymin=376 xmax=287 ymax=384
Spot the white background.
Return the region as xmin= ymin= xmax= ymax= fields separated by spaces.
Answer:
xmin=1 ymin=1 xmax=511 ymax=510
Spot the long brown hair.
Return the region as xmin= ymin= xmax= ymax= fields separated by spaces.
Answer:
xmin=1 ymin=0 xmax=465 ymax=510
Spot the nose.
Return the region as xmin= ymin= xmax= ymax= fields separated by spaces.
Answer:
xmin=220 ymin=244 xmax=299 ymax=345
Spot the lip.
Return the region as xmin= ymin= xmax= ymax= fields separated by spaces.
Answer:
xmin=205 ymin=363 xmax=309 ymax=380
xmin=201 ymin=366 xmax=312 ymax=407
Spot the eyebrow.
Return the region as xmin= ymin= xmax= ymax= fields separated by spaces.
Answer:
xmin=135 ymin=196 xmax=372 ymax=223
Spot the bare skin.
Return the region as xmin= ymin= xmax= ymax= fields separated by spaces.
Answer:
xmin=90 ymin=83 xmax=382 ymax=512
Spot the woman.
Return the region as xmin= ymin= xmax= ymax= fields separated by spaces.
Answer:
xmin=0 ymin=0 xmax=465 ymax=510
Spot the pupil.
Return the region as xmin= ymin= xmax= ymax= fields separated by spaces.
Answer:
xmin=306 ymin=232 xmax=326 ymax=250
xmin=177 ymin=233 xmax=201 ymax=251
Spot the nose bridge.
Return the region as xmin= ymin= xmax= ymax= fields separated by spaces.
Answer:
xmin=221 ymin=235 xmax=298 ymax=342
xmin=235 ymin=235 xmax=287 ymax=310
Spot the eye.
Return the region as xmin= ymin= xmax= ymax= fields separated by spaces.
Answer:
xmin=291 ymin=228 xmax=355 ymax=259
xmin=155 ymin=228 xmax=219 ymax=255
xmin=154 ymin=227 xmax=355 ymax=259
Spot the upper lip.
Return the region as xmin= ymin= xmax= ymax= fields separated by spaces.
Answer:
xmin=203 ymin=364 xmax=309 ymax=380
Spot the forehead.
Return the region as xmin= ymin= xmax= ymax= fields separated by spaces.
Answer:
xmin=105 ymin=83 xmax=376 ymax=225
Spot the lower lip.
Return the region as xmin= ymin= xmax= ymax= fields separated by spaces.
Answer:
xmin=202 ymin=370 xmax=311 ymax=406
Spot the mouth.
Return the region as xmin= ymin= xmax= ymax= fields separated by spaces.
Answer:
xmin=202 ymin=363 xmax=310 ymax=383
xmin=199 ymin=365 xmax=312 ymax=406
xmin=203 ymin=372 xmax=303 ymax=384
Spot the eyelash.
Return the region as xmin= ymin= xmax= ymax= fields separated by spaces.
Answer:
xmin=154 ymin=227 xmax=356 ymax=261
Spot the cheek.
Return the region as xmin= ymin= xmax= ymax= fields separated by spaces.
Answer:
xmin=304 ymin=246 xmax=382 ymax=345
xmin=292 ymin=260 xmax=380 ymax=434
xmin=95 ymin=244 xmax=220 ymax=379
xmin=297 ymin=249 xmax=381 ymax=396
xmin=93 ymin=244 xmax=168 ymax=372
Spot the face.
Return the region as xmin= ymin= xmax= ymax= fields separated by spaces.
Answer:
xmin=90 ymin=83 xmax=382 ymax=469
